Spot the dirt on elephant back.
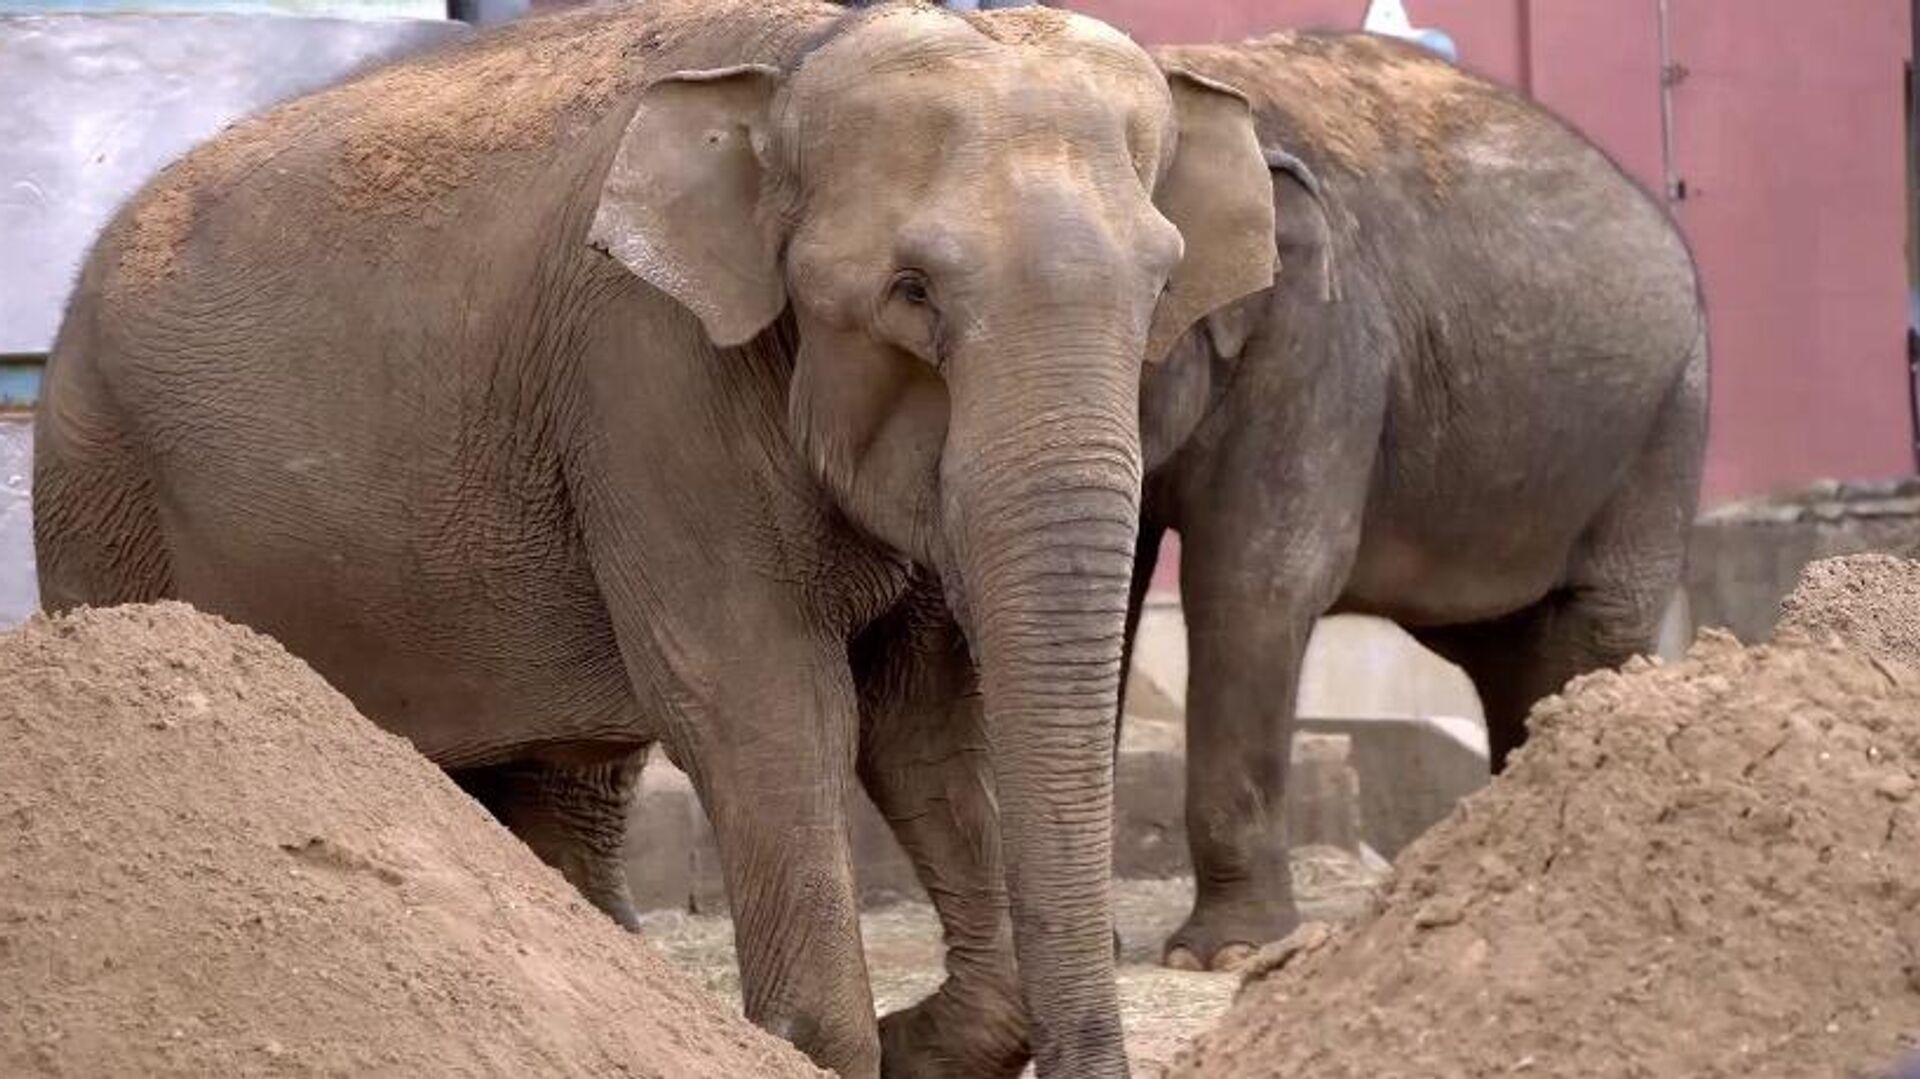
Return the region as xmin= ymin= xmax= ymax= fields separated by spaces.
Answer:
xmin=1172 ymin=556 xmax=1920 ymax=1079
xmin=0 ymin=603 xmax=823 ymax=1078
xmin=114 ymin=0 xmax=842 ymax=284
xmin=1156 ymin=33 xmax=1537 ymax=190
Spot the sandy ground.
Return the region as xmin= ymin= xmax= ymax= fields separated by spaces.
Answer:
xmin=640 ymin=851 xmax=1385 ymax=1076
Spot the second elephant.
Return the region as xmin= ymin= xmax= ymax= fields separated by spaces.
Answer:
xmin=1131 ymin=32 xmax=1706 ymax=971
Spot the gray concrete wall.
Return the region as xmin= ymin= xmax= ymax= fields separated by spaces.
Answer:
xmin=1131 ymin=603 xmax=1485 ymax=724
xmin=1685 ymin=479 xmax=1920 ymax=643
xmin=623 ymin=724 xmax=1410 ymax=915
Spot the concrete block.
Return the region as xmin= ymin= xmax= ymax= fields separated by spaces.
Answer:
xmin=1129 ymin=600 xmax=1189 ymax=709
xmin=1298 ymin=614 xmax=1482 ymax=722
xmin=1112 ymin=725 xmax=1187 ymax=880
xmin=623 ymin=754 xmax=931 ymax=915
xmin=617 ymin=755 xmax=732 ymax=914
xmin=1297 ymin=715 xmax=1488 ymax=860
xmin=619 ymin=757 xmax=705 ymax=913
xmin=1129 ymin=602 xmax=1485 ymax=724
xmin=623 ymin=718 xmax=1446 ymax=914
xmin=1122 ymin=666 xmax=1183 ymax=724
xmin=1289 ymin=734 xmax=1363 ymax=853
xmin=683 ymin=813 xmax=729 ymax=916
xmin=1111 ymin=726 xmax=1366 ymax=880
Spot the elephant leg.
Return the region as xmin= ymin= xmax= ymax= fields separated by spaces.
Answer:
xmin=1415 ymin=362 xmax=1702 ymax=773
xmin=453 ymin=751 xmax=646 ymax=932
xmin=1415 ymin=522 xmax=1690 ymax=773
xmin=855 ymin=598 xmax=1027 ymax=1079
xmin=1163 ymin=590 xmax=1321 ymax=972
xmin=1417 ymin=579 xmax=1661 ymax=773
xmin=1160 ymin=404 xmax=1370 ymax=971
xmin=1165 ymin=515 xmax=1357 ymax=972
xmin=32 ymin=419 xmax=173 ymax=612
xmin=1114 ymin=518 xmax=1168 ymax=729
xmin=671 ymin=645 xmax=880 ymax=1078
xmin=1107 ymin=519 xmax=1168 ymax=960
xmin=1416 ymin=605 xmax=1580 ymax=773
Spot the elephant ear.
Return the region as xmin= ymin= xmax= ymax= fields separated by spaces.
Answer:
xmin=589 ymin=65 xmax=787 ymax=349
xmin=1146 ymin=69 xmax=1278 ymax=365
xmin=1203 ymin=146 xmax=1342 ymax=360
xmin=1264 ymin=145 xmax=1342 ymax=306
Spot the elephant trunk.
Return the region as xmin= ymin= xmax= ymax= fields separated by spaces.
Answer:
xmin=943 ymin=329 xmax=1142 ymax=1077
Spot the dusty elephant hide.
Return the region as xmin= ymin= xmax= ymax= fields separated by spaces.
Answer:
xmin=1116 ymin=28 xmax=1706 ymax=972
xmin=33 ymin=1 xmax=1286 ymax=1072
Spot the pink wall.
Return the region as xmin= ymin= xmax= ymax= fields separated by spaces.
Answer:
xmin=1064 ymin=0 xmax=1916 ymax=588
xmin=1520 ymin=2 xmax=1665 ymax=192
xmin=1667 ymin=0 xmax=1914 ymax=500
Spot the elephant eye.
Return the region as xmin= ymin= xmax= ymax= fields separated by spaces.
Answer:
xmin=890 ymin=270 xmax=932 ymax=308
xmin=880 ymin=269 xmax=943 ymax=369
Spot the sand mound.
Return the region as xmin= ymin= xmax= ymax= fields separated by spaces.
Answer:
xmin=0 ymin=603 xmax=822 ymax=1078
xmin=1174 ymin=560 xmax=1920 ymax=1078
xmin=1781 ymin=554 xmax=1920 ymax=671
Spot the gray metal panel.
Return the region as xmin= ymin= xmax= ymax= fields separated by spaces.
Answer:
xmin=0 ymin=2 xmax=444 ymax=15
xmin=0 ymin=14 xmax=467 ymax=354
xmin=448 ymin=0 xmax=528 ymax=25
xmin=0 ymin=419 xmax=33 ymax=627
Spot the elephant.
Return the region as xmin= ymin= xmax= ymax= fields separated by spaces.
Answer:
xmin=30 ymin=1 xmax=1281 ymax=1074
xmin=1122 ymin=32 xmax=1708 ymax=971
xmin=456 ymin=24 xmax=1709 ymax=999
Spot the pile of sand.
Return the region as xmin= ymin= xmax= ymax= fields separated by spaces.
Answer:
xmin=1174 ymin=555 xmax=1920 ymax=1079
xmin=1780 ymin=553 xmax=1920 ymax=670
xmin=0 ymin=603 xmax=822 ymax=1077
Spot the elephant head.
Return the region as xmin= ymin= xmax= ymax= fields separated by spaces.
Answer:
xmin=589 ymin=6 xmax=1273 ymax=1071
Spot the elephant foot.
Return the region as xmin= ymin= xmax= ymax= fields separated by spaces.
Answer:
xmin=546 ymin=843 xmax=644 ymax=933
xmin=589 ymin=887 xmax=643 ymax=933
xmin=879 ymin=987 xmax=1028 ymax=1079
xmin=1161 ymin=896 xmax=1300 ymax=973
xmin=453 ymin=755 xmax=647 ymax=934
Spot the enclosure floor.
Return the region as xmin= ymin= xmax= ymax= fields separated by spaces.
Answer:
xmin=640 ymin=860 xmax=1383 ymax=1076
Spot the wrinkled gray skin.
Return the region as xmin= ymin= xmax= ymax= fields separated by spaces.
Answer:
xmin=32 ymin=2 xmax=1279 ymax=1074
xmin=1127 ymin=33 xmax=1707 ymax=971
xmin=407 ymin=24 xmax=1706 ymax=1040
xmin=502 ymin=27 xmax=1707 ymax=993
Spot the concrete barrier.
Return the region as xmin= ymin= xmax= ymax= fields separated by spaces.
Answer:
xmin=622 ymin=596 xmax=1501 ymax=914
xmin=1296 ymin=716 xmax=1488 ymax=859
xmin=622 ymin=712 xmax=1481 ymax=914
xmin=1686 ymin=478 xmax=1920 ymax=643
